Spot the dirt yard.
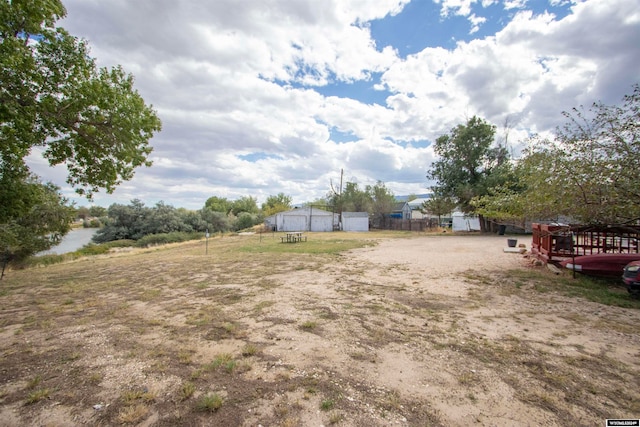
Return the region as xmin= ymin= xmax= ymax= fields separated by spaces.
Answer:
xmin=0 ymin=233 xmax=639 ymax=426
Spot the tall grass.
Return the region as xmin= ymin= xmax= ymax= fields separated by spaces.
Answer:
xmin=135 ymin=232 xmax=202 ymax=248
xmin=22 ymin=231 xmax=202 ymax=269
xmin=502 ymin=269 xmax=640 ymax=309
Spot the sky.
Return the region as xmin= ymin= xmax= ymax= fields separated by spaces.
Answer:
xmin=27 ymin=0 xmax=640 ymax=210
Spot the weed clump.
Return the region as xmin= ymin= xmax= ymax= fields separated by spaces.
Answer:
xmin=196 ymin=393 xmax=224 ymax=412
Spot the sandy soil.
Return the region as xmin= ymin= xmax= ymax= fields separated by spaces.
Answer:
xmin=1 ymin=233 xmax=639 ymax=426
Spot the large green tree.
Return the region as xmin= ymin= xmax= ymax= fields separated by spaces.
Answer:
xmin=1 ymin=1 xmax=161 ymax=196
xmin=326 ymin=180 xmax=395 ymax=220
xmin=427 ymin=116 xmax=509 ymax=214
xmin=204 ymin=196 xmax=232 ymax=214
xmin=262 ymin=193 xmax=292 ymax=217
xmin=366 ymin=181 xmax=395 ymax=223
xmin=340 ymin=182 xmax=371 ymax=212
xmin=1 ymin=1 xmax=161 ymax=266
xmin=230 ymin=196 xmax=259 ymax=216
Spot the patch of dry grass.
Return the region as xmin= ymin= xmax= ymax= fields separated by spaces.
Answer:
xmin=1 ymin=232 xmax=639 ymax=426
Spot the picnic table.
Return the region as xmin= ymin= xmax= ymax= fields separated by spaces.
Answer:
xmin=281 ymin=232 xmax=307 ymax=243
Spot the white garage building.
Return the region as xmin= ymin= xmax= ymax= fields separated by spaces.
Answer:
xmin=265 ymin=207 xmax=335 ymax=232
xmin=265 ymin=208 xmax=370 ymax=232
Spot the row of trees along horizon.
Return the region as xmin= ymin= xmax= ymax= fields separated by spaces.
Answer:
xmin=77 ymin=180 xmax=398 ymax=244
xmin=1 ymin=1 xmax=639 ymax=274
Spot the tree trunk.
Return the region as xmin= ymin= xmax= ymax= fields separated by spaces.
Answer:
xmin=478 ymin=214 xmax=487 ymax=232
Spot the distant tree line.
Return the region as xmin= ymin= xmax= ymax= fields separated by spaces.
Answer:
xmin=89 ymin=184 xmax=401 ymax=244
xmin=324 ymin=181 xmax=397 ymax=226
xmin=83 ymin=192 xmax=294 ymax=244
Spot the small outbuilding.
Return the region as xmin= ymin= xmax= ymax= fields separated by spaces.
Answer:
xmin=265 ymin=207 xmax=335 ymax=232
xmin=452 ymin=212 xmax=481 ymax=232
xmin=341 ymin=212 xmax=369 ymax=232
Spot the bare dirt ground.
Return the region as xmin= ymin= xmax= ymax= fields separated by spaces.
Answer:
xmin=0 ymin=233 xmax=639 ymax=426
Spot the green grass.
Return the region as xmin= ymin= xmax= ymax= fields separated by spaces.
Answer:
xmin=206 ymin=353 xmax=237 ymax=373
xmin=300 ymin=320 xmax=318 ymax=331
xmin=122 ymin=388 xmax=156 ymax=405
xmin=320 ymin=399 xmax=335 ymax=411
xmin=241 ymin=344 xmax=258 ymax=357
xmin=26 ymin=388 xmax=50 ymax=404
xmin=552 ymin=274 xmax=640 ymax=308
xmin=479 ymin=269 xmax=640 ymax=309
xmin=180 ymin=382 xmax=196 ymax=400
xmin=22 ymin=234 xmax=194 ymax=269
xmin=26 ymin=375 xmax=43 ymax=389
xmin=237 ymin=232 xmax=380 ymax=255
xmin=196 ymin=393 xmax=224 ymax=412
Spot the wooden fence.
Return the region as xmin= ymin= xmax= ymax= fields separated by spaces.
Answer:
xmin=372 ymin=218 xmax=439 ymax=231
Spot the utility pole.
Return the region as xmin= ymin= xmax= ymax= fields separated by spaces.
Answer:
xmin=330 ymin=169 xmax=344 ymax=231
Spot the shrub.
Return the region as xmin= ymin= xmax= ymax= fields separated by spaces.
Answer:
xmin=75 ymin=244 xmax=111 ymax=256
xmin=82 ymin=219 xmax=101 ymax=228
xmin=135 ymin=232 xmax=201 ymax=248
xmin=196 ymin=393 xmax=224 ymax=412
xmin=104 ymin=239 xmax=136 ymax=248
xmin=234 ymin=212 xmax=259 ymax=231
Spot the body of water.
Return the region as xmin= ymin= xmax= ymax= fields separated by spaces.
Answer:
xmin=38 ymin=228 xmax=98 ymax=255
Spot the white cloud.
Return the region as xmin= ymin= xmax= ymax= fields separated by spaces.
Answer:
xmin=22 ymin=0 xmax=637 ymax=209
xmin=503 ymin=0 xmax=528 ymax=9
xmin=468 ymin=13 xmax=487 ymax=33
xmin=380 ymin=0 xmax=639 ymax=138
xmin=435 ymin=0 xmax=475 ymax=17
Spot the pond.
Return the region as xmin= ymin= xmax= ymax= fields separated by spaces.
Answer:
xmin=38 ymin=227 xmax=98 ymax=255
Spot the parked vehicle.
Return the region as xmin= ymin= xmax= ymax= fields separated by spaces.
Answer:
xmin=560 ymin=253 xmax=640 ymax=277
xmin=622 ymin=260 xmax=640 ymax=296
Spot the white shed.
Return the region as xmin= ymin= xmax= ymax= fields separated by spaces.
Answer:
xmin=452 ymin=212 xmax=481 ymax=232
xmin=270 ymin=207 xmax=334 ymax=232
xmin=342 ymin=212 xmax=369 ymax=232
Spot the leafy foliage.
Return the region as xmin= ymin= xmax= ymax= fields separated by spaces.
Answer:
xmin=0 ymin=0 xmax=160 ymax=271
xmin=421 ymin=192 xmax=457 ymax=224
xmin=473 ymin=85 xmax=640 ymax=225
xmin=262 ymin=193 xmax=292 ymax=217
xmin=524 ymin=85 xmax=640 ymax=224
xmin=0 ymin=175 xmax=74 ymax=276
xmin=199 ymin=207 xmax=232 ymax=233
xmin=135 ymin=232 xmax=202 ymax=248
xmin=0 ymin=0 xmax=161 ymax=197
xmin=326 ymin=180 xmax=395 ymax=222
xmin=203 ymin=195 xmax=262 ymax=229
xmin=235 ymin=212 xmax=259 ymax=231
xmin=204 ymin=196 xmax=232 ymax=214
xmin=93 ymin=200 xmax=227 ymax=243
xmin=91 ymin=197 xmax=266 ymax=244
xmin=366 ymin=181 xmax=396 ymax=223
xmin=427 ymin=116 xmax=510 ymax=213
xmin=230 ymin=196 xmax=259 ymax=216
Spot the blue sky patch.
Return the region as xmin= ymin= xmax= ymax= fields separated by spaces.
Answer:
xmin=369 ymin=1 xmax=575 ymax=57
xmin=238 ymin=152 xmax=282 ymax=162
xmin=329 ymin=128 xmax=359 ymax=144
xmin=314 ymin=72 xmax=391 ymax=106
